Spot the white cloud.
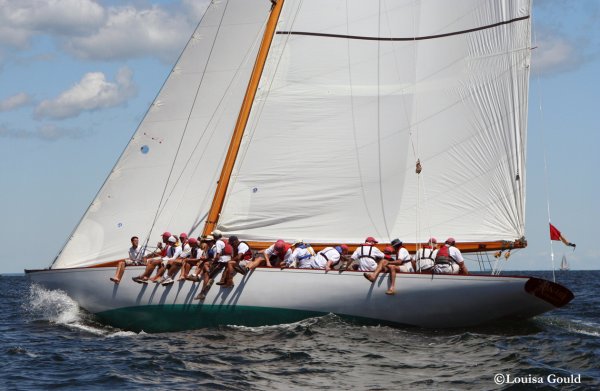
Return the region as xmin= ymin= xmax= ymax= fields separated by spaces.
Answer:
xmin=531 ymin=35 xmax=584 ymax=75
xmin=0 ymin=0 xmax=105 ymax=47
xmin=0 ymin=123 xmax=86 ymax=140
xmin=64 ymin=5 xmax=195 ymax=62
xmin=0 ymin=92 xmax=32 ymax=111
xmin=34 ymin=67 xmax=136 ymax=120
xmin=0 ymin=0 xmax=210 ymax=62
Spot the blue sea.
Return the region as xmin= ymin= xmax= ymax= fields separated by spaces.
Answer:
xmin=1 ymin=271 xmax=598 ymax=390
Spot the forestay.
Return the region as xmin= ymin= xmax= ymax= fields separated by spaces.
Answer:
xmin=218 ymin=0 xmax=530 ymax=245
xmin=52 ymin=0 xmax=271 ymax=269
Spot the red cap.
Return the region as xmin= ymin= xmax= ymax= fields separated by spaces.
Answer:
xmin=429 ymin=237 xmax=437 ymax=244
xmin=446 ymin=237 xmax=456 ymax=244
xmin=274 ymin=239 xmax=286 ymax=253
xmin=341 ymin=244 xmax=349 ymax=252
xmin=180 ymin=232 xmax=188 ymax=239
xmin=188 ymin=237 xmax=198 ymax=245
xmin=384 ymin=246 xmax=394 ymax=254
xmin=162 ymin=231 xmax=172 ymax=238
xmin=365 ymin=236 xmax=378 ymax=244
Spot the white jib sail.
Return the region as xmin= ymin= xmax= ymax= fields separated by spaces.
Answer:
xmin=52 ymin=0 xmax=271 ymax=269
xmin=218 ymin=0 xmax=530 ymax=245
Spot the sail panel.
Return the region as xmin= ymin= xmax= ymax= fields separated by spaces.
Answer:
xmin=53 ymin=0 xmax=270 ymax=268
xmin=218 ymin=0 xmax=529 ymax=244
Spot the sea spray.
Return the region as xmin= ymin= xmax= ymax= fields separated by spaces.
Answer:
xmin=24 ymin=284 xmax=137 ymax=337
xmin=25 ymin=284 xmax=81 ymax=325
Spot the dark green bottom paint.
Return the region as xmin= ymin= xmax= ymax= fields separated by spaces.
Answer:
xmin=95 ymin=305 xmax=328 ymax=333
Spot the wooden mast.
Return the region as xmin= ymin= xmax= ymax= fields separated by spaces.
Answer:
xmin=203 ymin=0 xmax=285 ymax=236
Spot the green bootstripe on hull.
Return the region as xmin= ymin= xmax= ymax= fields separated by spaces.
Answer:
xmin=96 ymin=305 xmax=327 ymax=333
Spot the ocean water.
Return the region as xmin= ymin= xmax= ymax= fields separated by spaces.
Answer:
xmin=1 ymin=271 xmax=598 ymax=390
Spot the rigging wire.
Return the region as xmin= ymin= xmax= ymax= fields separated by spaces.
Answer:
xmin=51 ymin=1 xmax=219 ymax=266
xmin=143 ymin=0 xmax=232 ymax=249
xmin=153 ymin=14 xmax=269 ymax=234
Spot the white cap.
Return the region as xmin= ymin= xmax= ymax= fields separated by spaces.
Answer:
xmin=211 ymin=229 xmax=222 ymax=238
xmin=168 ymin=236 xmax=177 ymax=243
xmin=292 ymin=239 xmax=304 ymax=246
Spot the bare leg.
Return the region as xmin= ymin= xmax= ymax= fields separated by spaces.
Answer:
xmin=386 ymin=266 xmax=397 ymax=295
xmin=111 ymin=261 xmax=126 ymax=283
xmin=151 ymin=265 xmax=166 ymax=282
xmin=246 ymin=255 xmax=266 ymax=271
xmin=365 ymin=260 xmax=388 ymax=282
xmin=142 ymin=260 xmax=160 ymax=279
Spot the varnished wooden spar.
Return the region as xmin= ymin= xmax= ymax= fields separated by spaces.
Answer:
xmin=203 ymin=0 xmax=285 ymax=237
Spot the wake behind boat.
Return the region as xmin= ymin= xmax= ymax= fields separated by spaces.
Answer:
xmin=28 ymin=0 xmax=574 ymax=331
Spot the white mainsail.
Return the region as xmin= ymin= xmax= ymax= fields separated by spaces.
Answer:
xmin=218 ymin=0 xmax=530 ymax=245
xmin=52 ymin=0 xmax=271 ymax=269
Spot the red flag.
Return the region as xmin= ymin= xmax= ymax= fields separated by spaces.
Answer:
xmin=549 ymin=223 xmax=562 ymax=241
xmin=549 ymin=223 xmax=576 ymax=249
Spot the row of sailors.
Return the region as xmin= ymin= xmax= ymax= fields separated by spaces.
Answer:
xmin=110 ymin=231 xmax=468 ymax=297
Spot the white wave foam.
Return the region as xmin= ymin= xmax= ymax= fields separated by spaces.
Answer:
xmin=227 ymin=313 xmax=336 ymax=332
xmin=566 ymin=319 xmax=600 ymax=337
xmin=25 ymin=284 xmax=140 ymax=338
xmin=540 ymin=316 xmax=600 ymax=337
xmin=26 ymin=284 xmax=82 ymax=325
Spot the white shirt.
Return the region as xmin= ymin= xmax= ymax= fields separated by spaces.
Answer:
xmin=162 ymin=244 xmax=182 ymax=262
xmin=129 ymin=245 xmax=142 ymax=261
xmin=289 ymin=246 xmax=315 ymax=268
xmin=396 ymin=247 xmax=412 ymax=263
xmin=416 ymin=247 xmax=437 ymax=260
xmin=449 ymin=245 xmax=464 ymax=263
xmin=179 ymin=242 xmax=192 ymax=258
xmin=351 ymin=245 xmax=384 ymax=272
xmin=237 ymin=242 xmax=250 ymax=257
xmin=214 ymin=239 xmax=231 ymax=263
xmin=310 ymin=247 xmax=340 ymax=269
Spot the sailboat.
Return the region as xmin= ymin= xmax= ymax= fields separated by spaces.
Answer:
xmin=27 ymin=0 xmax=574 ymax=332
xmin=560 ymin=255 xmax=570 ymax=271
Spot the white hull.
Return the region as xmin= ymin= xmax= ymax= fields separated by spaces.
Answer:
xmin=27 ymin=267 xmax=573 ymax=332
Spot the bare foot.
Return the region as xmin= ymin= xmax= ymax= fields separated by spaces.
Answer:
xmin=110 ymin=277 xmax=120 ymax=284
xmin=385 ymin=289 xmax=395 ymax=295
xmin=363 ymin=273 xmax=374 ymax=282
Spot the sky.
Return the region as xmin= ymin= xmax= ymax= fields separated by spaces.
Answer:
xmin=0 ymin=0 xmax=598 ymax=274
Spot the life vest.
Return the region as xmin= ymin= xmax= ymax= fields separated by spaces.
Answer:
xmin=318 ymin=247 xmax=334 ymax=261
xmin=359 ymin=245 xmax=376 ymax=261
xmin=296 ymin=246 xmax=313 ymax=262
xmin=419 ymin=246 xmax=435 ymax=260
xmin=275 ymin=243 xmax=291 ymax=258
xmin=161 ymin=244 xmax=169 ymax=257
xmin=223 ymin=243 xmax=234 ymax=256
xmin=208 ymin=246 xmax=216 ymax=259
xmin=320 ymin=247 xmax=341 ymax=266
xmin=435 ymin=245 xmax=456 ymax=265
